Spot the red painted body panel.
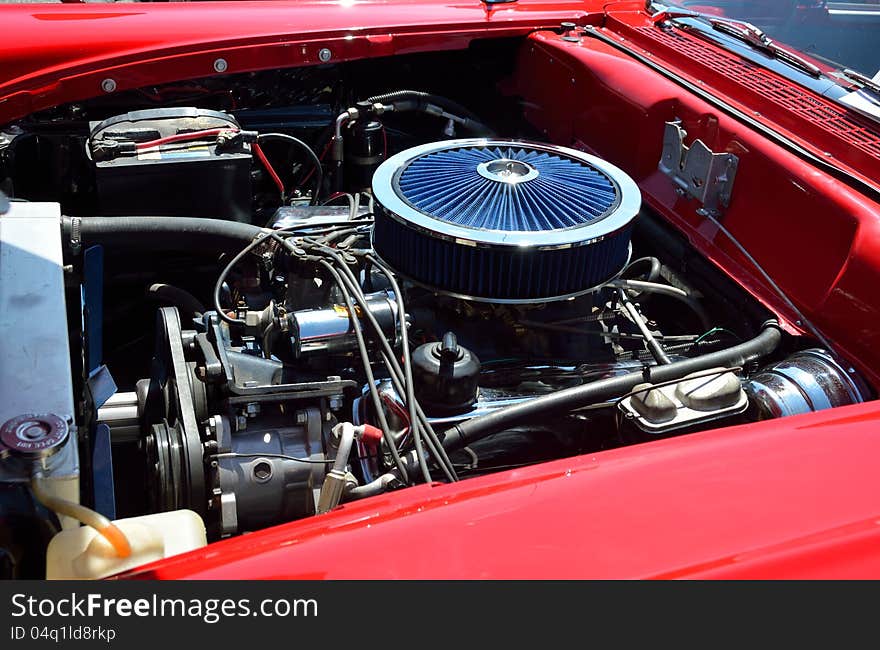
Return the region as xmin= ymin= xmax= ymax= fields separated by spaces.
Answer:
xmin=4 ymin=0 xmax=880 ymax=578
xmin=0 ymin=0 xmax=596 ymax=124
xmin=124 ymin=401 xmax=880 ymax=579
xmin=513 ymin=28 xmax=880 ymax=387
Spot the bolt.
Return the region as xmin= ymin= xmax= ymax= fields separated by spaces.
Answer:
xmin=318 ymin=48 xmax=332 ymax=63
xmin=295 ymin=411 xmax=308 ymax=425
xmin=101 ymin=78 xmax=117 ymax=93
xmin=245 ymin=402 xmax=260 ymax=418
xmin=236 ymin=415 xmax=248 ymax=431
xmin=213 ymin=58 xmax=228 ymax=73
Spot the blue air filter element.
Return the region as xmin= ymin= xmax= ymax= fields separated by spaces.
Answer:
xmin=372 ymin=139 xmax=640 ymax=303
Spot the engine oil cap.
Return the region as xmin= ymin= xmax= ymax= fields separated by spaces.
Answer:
xmin=0 ymin=413 xmax=69 ymax=458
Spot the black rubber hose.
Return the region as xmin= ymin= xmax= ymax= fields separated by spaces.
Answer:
xmin=623 ymin=256 xmax=662 ymax=283
xmin=62 ymin=217 xmax=265 ymax=252
xmin=386 ymin=321 xmax=782 ymax=479
xmin=447 ymin=320 xmax=781 ymax=449
xmin=364 ymin=90 xmax=496 ymax=136
xmin=148 ymin=284 xmax=206 ymax=317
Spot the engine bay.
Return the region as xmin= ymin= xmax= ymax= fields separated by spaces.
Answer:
xmin=0 ymin=38 xmax=871 ymax=578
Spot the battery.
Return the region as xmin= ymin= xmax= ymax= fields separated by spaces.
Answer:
xmin=89 ymin=107 xmax=252 ymax=222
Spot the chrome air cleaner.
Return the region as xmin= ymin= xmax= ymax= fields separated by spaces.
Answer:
xmin=371 ymin=139 xmax=641 ymax=303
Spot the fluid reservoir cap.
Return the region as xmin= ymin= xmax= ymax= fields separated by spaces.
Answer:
xmin=413 ymin=332 xmax=480 ymax=415
xmin=630 ymin=383 xmax=677 ymax=423
xmin=676 ymin=369 xmax=743 ymax=411
xmin=433 ymin=332 xmax=464 ymax=363
xmin=0 ymin=413 xmax=69 ymax=458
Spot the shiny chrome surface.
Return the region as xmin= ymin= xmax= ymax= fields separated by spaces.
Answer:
xmin=96 ymin=391 xmax=141 ymax=443
xmin=746 ymin=349 xmax=869 ymax=419
xmin=372 ymin=138 xmax=641 ymax=249
xmin=291 ymin=290 xmax=399 ymax=355
xmin=476 ymin=158 xmax=540 ymax=184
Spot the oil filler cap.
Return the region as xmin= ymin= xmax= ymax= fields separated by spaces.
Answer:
xmin=413 ymin=332 xmax=480 ymax=415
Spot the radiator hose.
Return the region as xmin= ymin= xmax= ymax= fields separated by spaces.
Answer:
xmin=61 ymin=216 xmax=266 ymax=252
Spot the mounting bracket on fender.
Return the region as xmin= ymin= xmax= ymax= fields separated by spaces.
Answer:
xmin=659 ymin=120 xmax=738 ymax=216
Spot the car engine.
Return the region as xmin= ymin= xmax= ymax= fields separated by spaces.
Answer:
xmin=0 ymin=47 xmax=870 ymax=577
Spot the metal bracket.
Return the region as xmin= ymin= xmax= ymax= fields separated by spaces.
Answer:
xmin=659 ymin=120 xmax=738 ymax=216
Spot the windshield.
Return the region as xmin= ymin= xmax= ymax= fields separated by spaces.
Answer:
xmin=659 ymin=1 xmax=880 ymax=78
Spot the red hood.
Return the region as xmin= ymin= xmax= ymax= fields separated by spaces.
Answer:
xmin=0 ymin=0 xmax=596 ymax=123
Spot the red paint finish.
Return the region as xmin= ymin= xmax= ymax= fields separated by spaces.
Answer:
xmin=513 ymin=29 xmax=880 ymax=387
xmin=0 ymin=0 xmax=597 ymax=125
xmin=123 ymin=401 xmax=880 ymax=579
xmin=607 ymin=11 xmax=880 ymax=191
xmin=2 ymin=0 xmax=878 ymax=578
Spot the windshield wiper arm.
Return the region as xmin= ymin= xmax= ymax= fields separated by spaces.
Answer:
xmin=835 ymin=68 xmax=880 ymax=101
xmin=648 ymin=3 xmax=824 ymax=79
xmin=706 ymin=18 xmax=823 ymax=78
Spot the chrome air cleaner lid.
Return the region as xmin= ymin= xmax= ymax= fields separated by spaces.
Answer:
xmin=371 ymin=139 xmax=641 ymax=303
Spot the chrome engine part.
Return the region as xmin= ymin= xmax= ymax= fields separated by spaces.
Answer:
xmin=289 ymin=290 xmax=400 ymax=357
xmin=619 ymin=368 xmax=749 ymax=434
xmin=372 ymin=140 xmax=641 ymax=303
xmin=746 ymin=349 xmax=868 ymax=419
